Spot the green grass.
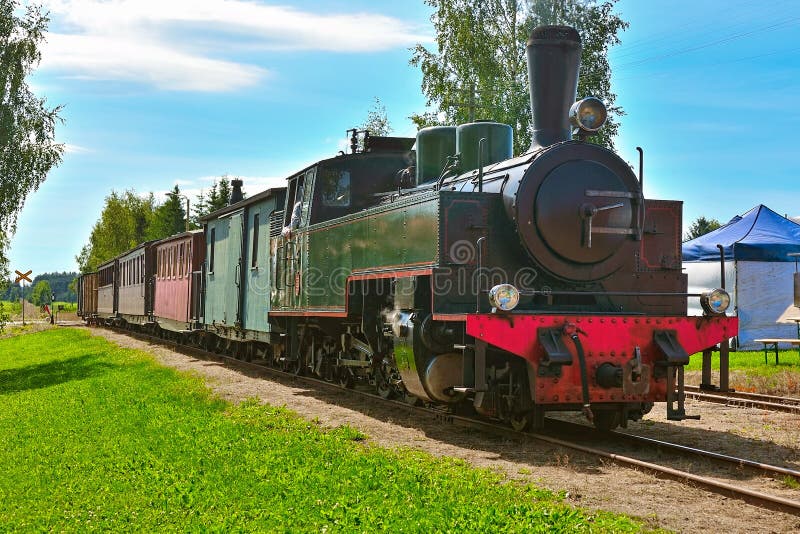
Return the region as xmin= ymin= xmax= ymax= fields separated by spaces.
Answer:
xmin=54 ymin=301 xmax=77 ymax=312
xmin=0 ymin=329 xmax=648 ymax=532
xmin=0 ymin=299 xmax=20 ymax=317
xmin=686 ymin=350 xmax=800 ymax=395
xmin=687 ymin=350 xmax=800 ymax=375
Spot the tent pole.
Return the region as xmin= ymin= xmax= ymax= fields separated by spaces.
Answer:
xmin=717 ymin=244 xmax=726 ymax=289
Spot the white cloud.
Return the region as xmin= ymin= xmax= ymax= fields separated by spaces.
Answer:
xmin=63 ymin=143 xmax=91 ymax=154
xmin=161 ymin=175 xmax=287 ymax=203
xmin=43 ymin=33 xmax=266 ymax=91
xmin=38 ymin=0 xmax=429 ymax=92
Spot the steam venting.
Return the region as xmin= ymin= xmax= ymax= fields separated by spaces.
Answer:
xmin=230 ymin=179 xmax=244 ymax=204
xmin=526 ymin=25 xmax=582 ymax=150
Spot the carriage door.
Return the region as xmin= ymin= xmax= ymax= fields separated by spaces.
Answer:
xmin=227 ymin=210 xmax=245 ymax=327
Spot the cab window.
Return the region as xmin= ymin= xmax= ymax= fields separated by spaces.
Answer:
xmin=320 ymin=169 xmax=350 ymax=207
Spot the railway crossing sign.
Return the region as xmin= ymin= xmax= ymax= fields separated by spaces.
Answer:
xmin=14 ymin=269 xmax=32 ymax=284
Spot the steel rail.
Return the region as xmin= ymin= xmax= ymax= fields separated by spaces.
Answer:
xmin=684 ymin=387 xmax=800 ymax=414
xmin=96 ymin=325 xmax=800 ymax=516
xmin=686 ymin=385 xmax=800 ymax=407
xmin=545 ymin=418 xmax=800 ymax=480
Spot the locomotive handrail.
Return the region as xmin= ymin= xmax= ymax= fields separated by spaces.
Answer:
xmin=498 ymin=290 xmax=706 ymax=298
xmin=273 ymin=237 xmax=289 ymax=292
xmin=283 ymin=239 xmax=298 ymax=298
xmin=582 ymin=189 xmax=644 ymax=245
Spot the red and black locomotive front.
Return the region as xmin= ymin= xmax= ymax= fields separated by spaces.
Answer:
xmin=393 ymin=26 xmax=737 ymax=431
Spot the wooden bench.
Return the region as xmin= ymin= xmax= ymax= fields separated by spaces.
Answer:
xmin=753 ymin=338 xmax=800 ymax=364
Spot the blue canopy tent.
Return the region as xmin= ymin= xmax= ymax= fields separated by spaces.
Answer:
xmin=683 ymin=205 xmax=800 ymax=348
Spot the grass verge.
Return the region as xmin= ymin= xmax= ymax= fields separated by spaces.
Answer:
xmin=687 ymin=350 xmax=800 ymax=395
xmin=0 ymin=329 xmax=648 ymax=532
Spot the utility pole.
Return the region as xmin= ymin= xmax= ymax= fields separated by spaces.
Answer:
xmin=14 ymin=269 xmax=32 ymax=326
xmin=442 ymin=82 xmax=497 ymax=122
xmin=20 ymin=282 xmax=25 ymax=326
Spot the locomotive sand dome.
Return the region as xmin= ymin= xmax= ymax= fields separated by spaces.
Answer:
xmin=455 ymin=121 xmax=513 ymax=173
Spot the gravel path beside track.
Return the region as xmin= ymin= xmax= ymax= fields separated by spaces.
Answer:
xmin=88 ymin=327 xmax=800 ymax=533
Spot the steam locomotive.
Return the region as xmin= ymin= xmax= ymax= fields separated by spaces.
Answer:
xmin=78 ymin=26 xmax=737 ymax=431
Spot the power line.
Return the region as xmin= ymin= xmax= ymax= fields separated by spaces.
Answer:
xmin=614 ymin=16 xmax=800 ymax=70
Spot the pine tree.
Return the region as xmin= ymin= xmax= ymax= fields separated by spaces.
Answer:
xmin=147 ymin=185 xmax=186 ymax=240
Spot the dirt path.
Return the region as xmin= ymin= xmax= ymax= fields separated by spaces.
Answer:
xmin=88 ymin=327 xmax=800 ymax=533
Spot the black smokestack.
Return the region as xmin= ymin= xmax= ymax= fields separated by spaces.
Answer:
xmin=526 ymin=26 xmax=582 ymax=150
xmin=230 ymin=179 xmax=244 ymax=204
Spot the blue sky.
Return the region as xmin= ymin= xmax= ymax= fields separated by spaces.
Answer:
xmin=7 ymin=0 xmax=800 ymax=276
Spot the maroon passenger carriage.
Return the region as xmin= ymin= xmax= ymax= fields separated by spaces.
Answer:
xmin=152 ymin=230 xmax=205 ymax=335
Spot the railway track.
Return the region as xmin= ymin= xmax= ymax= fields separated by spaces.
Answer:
xmin=98 ymin=325 xmax=800 ymax=517
xmin=685 ymin=385 xmax=800 ymax=414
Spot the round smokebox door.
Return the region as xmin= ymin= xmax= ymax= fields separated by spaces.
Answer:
xmin=535 ymin=160 xmax=633 ymax=265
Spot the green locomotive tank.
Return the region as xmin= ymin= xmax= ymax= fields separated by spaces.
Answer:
xmin=455 ymin=121 xmax=513 ymax=173
xmin=415 ymin=126 xmax=456 ymax=185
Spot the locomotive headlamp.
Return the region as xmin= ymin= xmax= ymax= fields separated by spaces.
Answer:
xmin=569 ymin=97 xmax=608 ymax=133
xmin=700 ymin=288 xmax=731 ymax=315
xmin=488 ymin=284 xmax=520 ymax=312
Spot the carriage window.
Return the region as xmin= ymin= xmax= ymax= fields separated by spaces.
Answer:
xmin=321 ymin=169 xmax=350 ymax=207
xmin=209 ymin=228 xmax=216 ymax=272
xmin=251 ymin=213 xmax=260 ymax=267
xmin=179 ymin=243 xmax=185 ymax=277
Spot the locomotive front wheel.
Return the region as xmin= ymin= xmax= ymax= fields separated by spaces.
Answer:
xmin=509 ymin=409 xmax=545 ymax=432
xmin=592 ymin=410 xmax=621 ymax=432
xmin=509 ymin=413 xmax=532 ymax=432
xmin=376 ymin=379 xmax=393 ymax=399
xmin=375 ymin=368 xmax=393 ymax=399
xmin=337 ymin=368 xmax=354 ymax=389
xmin=402 ymin=392 xmax=421 ymax=406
